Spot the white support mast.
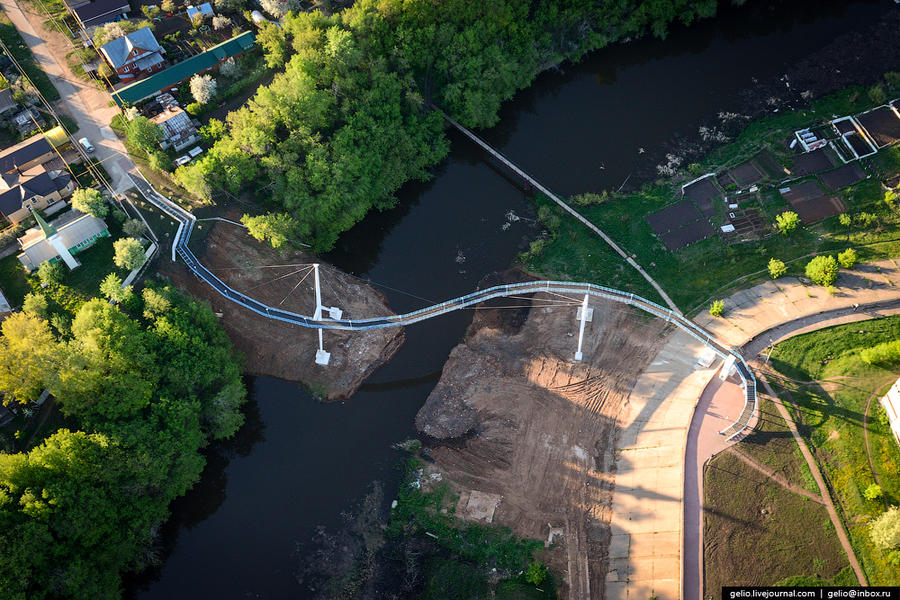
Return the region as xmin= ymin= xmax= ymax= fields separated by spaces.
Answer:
xmin=574 ymin=293 xmax=591 ymax=362
xmin=313 ymin=263 xmax=331 ymax=366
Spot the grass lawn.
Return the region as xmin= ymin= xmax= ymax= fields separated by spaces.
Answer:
xmin=704 ymin=449 xmax=851 ymax=596
xmin=767 ymin=316 xmax=900 ymax=585
xmin=0 ymin=9 xmax=60 ymax=102
xmin=0 ymin=253 xmax=31 ymax=307
xmin=523 ymin=85 xmax=900 ymax=313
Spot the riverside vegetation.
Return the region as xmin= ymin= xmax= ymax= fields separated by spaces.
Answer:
xmin=0 ymin=282 xmax=245 ymax=599
xmin=170 ymin=0 xmax=728 ymax=251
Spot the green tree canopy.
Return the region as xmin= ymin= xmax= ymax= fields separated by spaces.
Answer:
xmin=112 ymin=238 xmax=146 ymax=271
xmin=125 ymin=116 xmax=163 ymax=155
xmin=768 ymin=258 xmax=787 ymax=279
xmin=775 ymin=211 xmax=800 ymax=235
xmin=70 ymin=188 xmax=108 ymax=219
xmin=837 ymin=248 xmax=857 ymax=269
xmin=870 ymin=506 xmax=900 ymax=549
xmin=805 ymin=255 xmax=839 ymax=287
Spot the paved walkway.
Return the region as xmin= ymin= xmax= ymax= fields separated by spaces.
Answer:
xmin=606 ymin=329 xmax=719 ymax=600
xmin=0 ymin=0 xmax=134 ymax=192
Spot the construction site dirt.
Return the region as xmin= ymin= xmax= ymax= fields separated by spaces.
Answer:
xmin=415 ymin=289 xmax=671 ymax=598
xmin=159 ymin=220 xmax=405 ymax=400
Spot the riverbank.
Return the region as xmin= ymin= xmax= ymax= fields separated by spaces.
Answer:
xmin=160 ymin=220 xmax=404 ymax=400
xmin=414 ymin=274 xmax=670 ymax=597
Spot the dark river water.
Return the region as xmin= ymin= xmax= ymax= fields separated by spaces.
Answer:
xmin=128 ymin=0 xmax=892 ymax=597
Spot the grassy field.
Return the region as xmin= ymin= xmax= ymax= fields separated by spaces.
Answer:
xmin=0 ymin=9 xmax=60 ymax=102
xmin=704 ymin=448 xmax=851 ymax=595
xmin=767 ymin=316 xmax=900 ymax=585
xmin=522 ymin=83 xmax=900 ymax=313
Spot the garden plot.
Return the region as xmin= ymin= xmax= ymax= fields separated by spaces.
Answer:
xmin=682 ymin=176 xmax=721 ymax=218
xmin=754 ymin=151 xmax=785 ymax=179
xmin=820 ymin=163 xmax=867 ymax=191
xmin=725 ymin=159 xmax=765 ymax=188
xmin=723 ymin=208 xmax=766 ymax=240
xmin=788 ymin=148 xmax=835 ymax=176
xmin=646 ymin=199 xmax=713 ymax=251
xmin=856 ymin=106 xmax=900 ymax=148
xmin=780 ymin=181 xmax=845 ymax=223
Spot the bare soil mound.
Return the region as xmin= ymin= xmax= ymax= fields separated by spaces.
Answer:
xmin=160 ymin=221 xmax=404 ymax=400
xmin=415 ymin=292 xmax=670 ymax=596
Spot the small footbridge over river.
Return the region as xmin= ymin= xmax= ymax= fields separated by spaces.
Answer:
xmin=129 ymin=173 xmax=756 ymax=439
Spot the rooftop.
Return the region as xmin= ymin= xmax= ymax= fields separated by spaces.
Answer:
xmin=0 ymin=134 xmax=52 ymax=174
xmin=100 ymin=27 xmax=163 ymax=69
xmin=73 ymin=0 xmax=129 ymax=25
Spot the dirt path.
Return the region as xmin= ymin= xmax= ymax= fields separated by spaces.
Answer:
xmin=862 ymin=384 xmax=893 ymax=507
xmin=729 ymin=448 xmax=824 ymax=504
xmin=755 ymin=368 xmax=866 ymax=585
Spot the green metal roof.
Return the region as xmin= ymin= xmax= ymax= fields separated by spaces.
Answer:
xmin=31 ymin=207 xmax=57 ymax=238
xmin=112 ymin=31 xmax=256 ymax=106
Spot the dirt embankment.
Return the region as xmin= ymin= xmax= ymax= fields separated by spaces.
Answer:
xmin=159 ymin=221 xmax=404 ymax=400
xmin=415 ymin=281 xmax=670 ymax=598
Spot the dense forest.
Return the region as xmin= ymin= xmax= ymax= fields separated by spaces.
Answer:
xmin=175 ymin=0 xmax=723 ymax=250
xmin=0 ymin=285 xmax=245 ymax=599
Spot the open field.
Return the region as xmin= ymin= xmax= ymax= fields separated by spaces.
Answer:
xmin=765 ymin=316 xmax=900 ymax=585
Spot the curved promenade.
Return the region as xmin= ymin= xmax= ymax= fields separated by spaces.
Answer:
xmin=130 ymin=172 xmax=757 ymax=439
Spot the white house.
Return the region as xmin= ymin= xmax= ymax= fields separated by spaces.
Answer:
xmin=880 ymin=377 xmax=900 ymax=447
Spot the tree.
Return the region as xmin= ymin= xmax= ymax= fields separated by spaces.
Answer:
xmin=99 ymin=272 xmax=133 ymax=304
xmin=218 ymin=56 xmax=240 ymax=78
xmin=241 ymin=213 xmax=299 ymax=248
xmin=709 ymin=300 xmax=724 ymax=317
xmin=70 ymin=188 xmax=108 ymax=218
xmin=775 ymin=211 xmax=800 ymax=235
xmin=22 ymin=292 xmax=48 ymax=318
xmin=868 ymin=84 xmax=887 ymax=105
xmin=260 ymin=0 xmax=296 ymax=18
xmin=212 ymin=15 xmax=233 ymax=31
xmin=161 ymin=0 xmax=176 ymax=12
xmin=805 ymin=255 xmax=839 ymax=287
xmin=256 ymin=22 xmax=287 ymax=68
xmin=190 ymin=74 xmax=218 ymax=105
xmin=125 ymin=116 xmax=163 ymax=155
xmin=768 ymin=258 xmax=787 ymax=279
xmin=870 ymin=506 xmax=900 ymax=549
xmin=113 ymin=237 xmax=146 ymax=271
xmin=37 ymin=261 xmax=63 ymax=286
xmin=93 ymin=22 xmax=125 ymax=47
xmin=525 ymin=561 xmax=548 ymax=586
xmin=96 ymin=62 xmax=113 ymax=80
xmin=838 ymin=248 xmax=858 ymax=269
xmin=199 ymin=118 xmax=227 ymax=143
xmin=149 ymin=150 xmax=173 ymax=172
xmin=0 ymin=312 xmax=60 ymax=404
xmin=864 ymin=484 xmax=883 ymax=501
xmin=122 ymin=218 xmax=146 ymax=237
xmin=214 ymin=0 xmax=245 ymax=12
xmin=174 ymin=160 xmax=213 ymax=202
xmin=142 ymin=5 xmax=161 ymax=19
xmin=839 ymin=212 xmax=852 ymax=240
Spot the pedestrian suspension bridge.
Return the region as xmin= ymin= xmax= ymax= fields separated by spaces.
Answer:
xmin=129 ymin=173 xmax=756 ymax=440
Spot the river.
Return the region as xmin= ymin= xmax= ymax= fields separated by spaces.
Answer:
xmin=128 ymin=0 xmax=892 ymax=597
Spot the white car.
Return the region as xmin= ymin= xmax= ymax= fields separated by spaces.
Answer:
xmin=78 ymin=137 xmax=94 ymax=153
xmin=174 ymin=155 xmax=191 ymax=166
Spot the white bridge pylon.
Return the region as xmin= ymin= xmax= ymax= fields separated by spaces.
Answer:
xmin=313 ymin=263 xmax=342 ymax=366
xmin=574 ymin=294 xmax=592 ymax=362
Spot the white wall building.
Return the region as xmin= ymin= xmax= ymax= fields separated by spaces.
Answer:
xmin=881 ymin=378 xmax=900 ymax=447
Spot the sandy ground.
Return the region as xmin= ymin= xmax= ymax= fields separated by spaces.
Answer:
xmin=415 ymin=291 xmax=670 ymax=598
xmin=160 ymin=221 xmax=404 ymax=400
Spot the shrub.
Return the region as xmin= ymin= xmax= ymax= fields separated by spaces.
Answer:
xmin=571 ymin=192 xmax=610 ymax=206
xmin=122 ymin=219 xmax=146 ymax=238
xmin=148 ymin=150 xmax=173 ymax=173
xmin=864 ymin=484 xmax=883 ymax=501
xmin=185 ymin=102 xmax=203 ymax=116
xmin=190 ymin=73 xmax=217 ymax=105
xmin=161 ymin=0 xmax=176 ymax=12
xmin=860 ymin=340 xmax=900 ymax=367
xmin=837 ymin=248 xmax=857 ymax=269
xmin=525 ymin=561 xmax=548 ymax=586
xmin=768 ymin=258 xmax=787 ymax=279
xmin=775 ymin=211 xmax=800 ymax=235
xmin=870 ymin=507 xmax=900 ymax=549
xmin=868 ymin=84 xmax=886 ymax=105
xmin=805 ymin=255 xmax=838 ymax=287
xmin=37 ymin=261 xmax=63 ymax=286
xmin=839 ymin=213 xmax=851 ymax=227
xmin=709 ymin=300 xmax=724 ymax=317
xmin=856 ymin=212 xmax=878 ymax=228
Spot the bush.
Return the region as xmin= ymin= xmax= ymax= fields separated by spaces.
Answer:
xmin=768 ymin=258 xmax=787 ymax=279
xmin=525 ymin=561 xmax=548 ymax=586
xmin=709 ymin=299 xmax=724 ymax=317
xmin=837 ymin=248 xmax=857 ymax=269
xmin=864 ymin=484 xmax=883 ymax=501
xmin=886 ymin=72 xmax=900 ymax=91
xmin=122 ymin=219 xmax=146 ymax=238
xmin=856 ymin=212 xmax=878 ymax=228
xmin=37 ymin=261 xmax=63 ymax=286
xmin=22 ymin=292 xmax=48 ymax=318
xmin=571 ymin=191 xmax=610 ymax=206
xmin=185 ymin=102 xmax=203 ymax=116
xmin=0 ymin=223 xmax=25 ymax=247
xmin=870 ymin=506 xmax=900 ymax=549
xmin=860 ymin=340 xmax=900 ymax=367
xmin=775 ymin=211 xmax=800 ymax=235
xmin=839 ymin=213 xmax=851 ymax=227
xmin=148 ymin=150 xmax=173 ymax=173
xmin=805 ymin=255 xmax=838 ymax=287
xmin=868 ymin=84 xmax=887 ymax=105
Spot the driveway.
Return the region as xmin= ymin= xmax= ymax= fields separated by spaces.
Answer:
xmin=0 ymin=0 xmax=135 ymax=193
